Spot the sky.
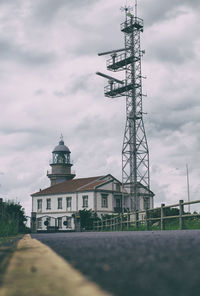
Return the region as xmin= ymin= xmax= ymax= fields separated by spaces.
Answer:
xmin=0 ymin=0 xmax=200 ymax=216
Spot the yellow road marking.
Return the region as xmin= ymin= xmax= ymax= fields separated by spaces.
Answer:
xmin=0 ymin=234 xmax=110 ymax=296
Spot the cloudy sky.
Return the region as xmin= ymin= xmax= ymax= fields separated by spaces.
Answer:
xmin=0 ymin=0 xmax=200 ymax=215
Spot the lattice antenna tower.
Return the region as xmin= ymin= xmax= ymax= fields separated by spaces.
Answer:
xmin=97 ymin=1 xmax=150 ymax=211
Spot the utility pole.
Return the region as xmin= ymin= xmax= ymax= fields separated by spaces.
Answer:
xmin=186 ymin=164 xmax=190 ymax=212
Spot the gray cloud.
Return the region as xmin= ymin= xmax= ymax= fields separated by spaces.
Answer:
xmin=148 ymin=42 xmax=196 ymax=64
xmin=0 ymin=0 xmax=200 ymax=214
xmin=0 ymin=38 xmax=55 ymax=65
xmin=142 ymin=0 xmax=200 ymax=26
xmin=32 ymin=0 xmax=97 ymax=24
xmin=0 ymin=0 xmax=20 ymax=4
xmin=32 ymin=0 xmax=67 ymax=24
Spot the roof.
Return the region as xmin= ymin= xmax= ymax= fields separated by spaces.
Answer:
xmin=32 ymin=176 xmax=105 ymax=196
xmin=53 ymin=139 xmax=70 ymax=153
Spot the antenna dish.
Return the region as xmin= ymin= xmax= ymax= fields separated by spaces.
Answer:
xmin=96 ymin=72 xmax=124 ymax=85
xmin=98 ymin=48 xmax=127 ymax=56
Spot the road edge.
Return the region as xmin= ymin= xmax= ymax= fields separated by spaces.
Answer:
xmin=0 ymin=234 xmax=110 ymax=296
xmin=0 ymin=235 xmax=23 ymax=286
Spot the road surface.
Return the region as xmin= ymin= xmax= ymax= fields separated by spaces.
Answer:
xmin=32 ymin=230 xmax=200 ymax=296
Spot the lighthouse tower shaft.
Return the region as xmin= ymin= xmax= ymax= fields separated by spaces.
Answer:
xmin=102 ymin=8 xmax=150 ymax=211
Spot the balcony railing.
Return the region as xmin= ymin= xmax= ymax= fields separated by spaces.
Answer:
xmin=107 ymin=52 xmax=140 ymax=71
xmin=121 ymin=17 xmax=144 ymax=33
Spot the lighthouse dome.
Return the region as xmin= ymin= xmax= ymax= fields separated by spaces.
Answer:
xmin=52 ymin=139 xmax=70 ymax=153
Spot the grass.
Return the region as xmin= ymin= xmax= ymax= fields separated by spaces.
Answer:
xmin=0 ymin=234 xmax=24 ymax=286
xmin=0 ymin=234 xmax=23 ymax=246
xmin=0 ymin=221 xmax=19 ymax=238
xmin=183 ymin=217 xmax=200 ymax=229
xmin=149 ymin=217 xmax=200 ymax=231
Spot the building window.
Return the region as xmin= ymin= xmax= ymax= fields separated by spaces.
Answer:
xmin=82 ymin=195 xmax=88 ymax=208
xmin=46 ymin=199 xmax=51 ymax=210
xmin=130 ymin=198 xmax=134 ymax=210
xmin=37 ymin=199 xmax=42 ymax=211
xmin=144 ymin=197 xmax=150 ymax=210
xmin=44 ymin=217 xmax=51 ymax=227
xmin=101 ymin=194 xmax=108 ymax=208
xmin=58 ymin=198 xmax=62 ymax=209
xmin=66 ymin=197 xmax=72 ymax=210
xmin=58 ymin=217 xmax=62 ymax=229
xmin=37 ymin=218 xmax=42 ymax=229
xmin=116 ymin=183 xmax=120 ymax=192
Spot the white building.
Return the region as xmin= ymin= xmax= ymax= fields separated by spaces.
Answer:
xmin=31 ymin=138 xmax=154 ymax=231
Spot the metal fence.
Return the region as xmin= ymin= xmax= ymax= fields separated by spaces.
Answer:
xmin=93 ymin=199 xmax=200 ymax=231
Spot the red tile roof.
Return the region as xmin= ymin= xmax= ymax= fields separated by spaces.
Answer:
xmin=31 ymin=176 xmax=105 ymax=196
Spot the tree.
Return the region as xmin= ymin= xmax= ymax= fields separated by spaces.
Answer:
xmin=79 ymin=209 xmax=100 ymax=231
xmin=0 ymin=200 xmax=27 ymax=236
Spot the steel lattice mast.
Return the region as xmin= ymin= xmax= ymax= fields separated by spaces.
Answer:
xmin=97 ymin=2 xmax=150 ymax=212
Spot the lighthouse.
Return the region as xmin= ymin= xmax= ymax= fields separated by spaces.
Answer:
xmin=47 ymin=136 xmax=75 ymax=186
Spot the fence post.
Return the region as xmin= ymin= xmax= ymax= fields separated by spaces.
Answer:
xmin=31 ymin=212 xmax=37 ymax=233
xmin=135 ymin=212 xmax=139 ymax=230
xmin=179 ymin=200 xmax=184 ymax=230
xmin=145 ymin=210 xmax=149 ymax=230
xmin=127 ymin=213 xmax=130 ymax=230
xmin=120 ymin=214 xmax=123 ymax=231
xmin=161 ymin=203 xmax=165 ymax=231
xmin=105 ymin=219 xmax=108 ymax=231
xmin=0 ymin=198 xmax=3 ymax=220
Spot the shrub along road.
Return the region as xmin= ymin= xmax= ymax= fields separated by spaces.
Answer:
xmin=32 ymin=230 xmax=200 ymax=296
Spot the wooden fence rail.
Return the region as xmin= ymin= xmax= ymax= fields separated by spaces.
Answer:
xmin=93 ymin=199 xmax=200 ymax=232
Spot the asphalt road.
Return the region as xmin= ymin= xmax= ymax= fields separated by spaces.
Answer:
xmin=32 ymin=230 xmax=200 ymax=296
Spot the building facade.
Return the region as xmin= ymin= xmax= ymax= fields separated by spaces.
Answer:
xmin=31 ymin=138 xmax=154 ymax=232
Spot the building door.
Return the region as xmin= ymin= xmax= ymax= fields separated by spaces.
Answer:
xmin=58 ymin=217 xmax=62 ymax=229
